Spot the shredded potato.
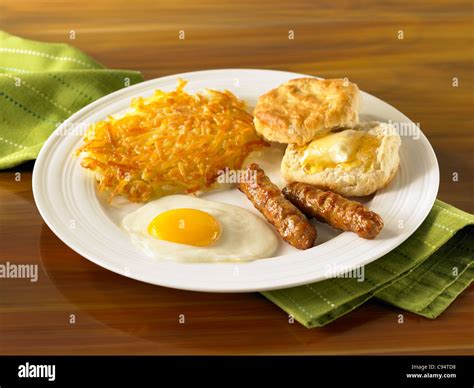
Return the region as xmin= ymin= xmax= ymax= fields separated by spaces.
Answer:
xmin=76 ymin=80 xmax=268 ymax=202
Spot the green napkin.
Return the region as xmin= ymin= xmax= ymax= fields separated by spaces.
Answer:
xmin=264 ymin=200 xmax=474 ymax=327
xmin=0 ymin=31 xmax=143 ymax=169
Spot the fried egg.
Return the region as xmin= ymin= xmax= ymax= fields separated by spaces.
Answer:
xmin=122 ymin=195 xmax=278 ymax=262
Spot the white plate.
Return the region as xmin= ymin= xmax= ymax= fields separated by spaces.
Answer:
xmin=33 ymin=69 xmax=439 ymax=292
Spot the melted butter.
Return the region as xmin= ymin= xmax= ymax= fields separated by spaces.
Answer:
xmin=299 ymin=129 xmax=380 ymax=173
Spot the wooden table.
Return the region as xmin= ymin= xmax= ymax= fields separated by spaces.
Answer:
xmin=1 ymin=0 xmax=472 ymax=355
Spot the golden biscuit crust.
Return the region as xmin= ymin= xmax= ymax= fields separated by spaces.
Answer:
xmin=254 ymin=78 xmax=360 ymax=145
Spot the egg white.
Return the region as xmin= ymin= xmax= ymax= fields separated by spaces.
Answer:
xmin=122 ymin=195 xmax=279 ymax=262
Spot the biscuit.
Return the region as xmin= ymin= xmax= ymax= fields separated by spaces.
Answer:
xmin=254 ymin=78 xmax=360 ymax=145
xmin=281 ymin=121 xmax=401 ymax=196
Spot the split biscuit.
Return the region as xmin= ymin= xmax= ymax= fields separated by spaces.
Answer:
xmin=281 ymin=121 xmax=401 ymax=197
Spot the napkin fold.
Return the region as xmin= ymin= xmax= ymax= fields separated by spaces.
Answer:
xmin=0 ymin=31 xmax=143 ymax=169
xmin=263 ymin=200 xmax=474 ymax=327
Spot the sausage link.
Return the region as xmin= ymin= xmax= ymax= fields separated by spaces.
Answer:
xmin=282 ymin=182 xmax=383 ymax=239
xmin=238 ymin=164 xmax=317 ymax=249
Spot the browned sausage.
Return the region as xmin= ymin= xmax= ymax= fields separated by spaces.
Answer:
xmin=282 ymin=182 xmax=383 ymax=239
xmin=238 ymin=163 xmax=317 ymax=249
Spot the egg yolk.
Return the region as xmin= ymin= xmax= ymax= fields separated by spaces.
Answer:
xmin=148 ymin=208 xmax=221 ymax=247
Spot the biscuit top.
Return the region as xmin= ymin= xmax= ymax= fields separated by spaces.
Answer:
xmin=253 ymin=78 xmax=360 ymax=145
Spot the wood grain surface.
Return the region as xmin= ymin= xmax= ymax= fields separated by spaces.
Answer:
xmin=0 ymin=0 xmax=473 ymax=355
